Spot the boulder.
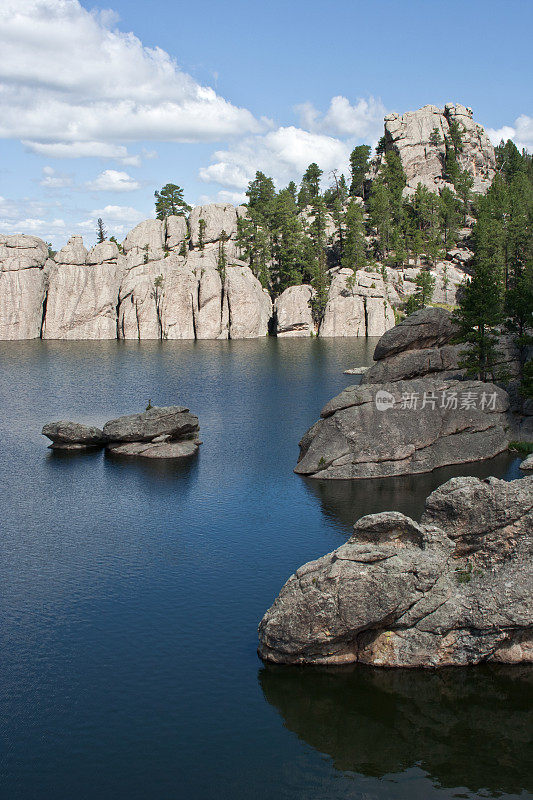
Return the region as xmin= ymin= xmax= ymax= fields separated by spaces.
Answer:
xmin=188 ymin=204 xmax=238 ymax=247
xmin=55 ymin=235 xmax=87 ymax=265
xmin=122 ymin=219 xmax=165 ymax=258
xmin=373 ymin=307 xmax=458 ymax=360
xmin=86 ymin=241 xmax=119 ymax=264
xmin=362 ymin=344 xmax=464 ymax=384
xmin=41 ymin=421 xmax=106 ymax=449
xmin=224 ymin=264 xmax=272 ymax=339
xmin=274 ymin=285 xmax=314 ymax=337
xmin=165 ymin=215 xmax=188 ymax=250
xmin=103 ymin=405 xmax=198 ymax=443
xmin=43 ymin=261 xmax=123 ymax=339
xmin=520 ymin=454 xmax=533 ymax=471
xmin=258 ymin=475 xmax=533 ymax=666
xmin=295 ymin=378 xmax=511 ymax=479
xmin=0 ymin=234 xmax=48 ymax=271
xmin=106 ymin=439 xmax=199 ymax=459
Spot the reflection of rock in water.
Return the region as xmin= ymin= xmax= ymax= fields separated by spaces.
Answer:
xmin=301 ymin=452 xmax=519 ymax=531
xmin=259 ymin=664 xmax=533 ymax=795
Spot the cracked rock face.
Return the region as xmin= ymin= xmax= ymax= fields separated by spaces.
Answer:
xmin=295 ymin=378 xmax=510 ymax=479
xmin=103 ymin=405 xmax=198 ymax=443
xmin=258 ymin=475 xmax=533 ymax=667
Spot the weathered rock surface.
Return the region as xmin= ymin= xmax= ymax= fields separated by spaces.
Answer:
xmin=319 ymin=269 xmax=395 ymax=338
xmin=295 ymin=378 xmax=511 ymax=479
xmin=258 ymin=475 xmax=533 ymax=666
xmin=373 ymin=307 xmax=458 ymax=360
xmin=274 ymin=285 xmax=314 ymax=337
xmin=224 ymin=264 xmax=272 ymax=339
xmin=189 ymin=204 xmax=238 ymax=247
xmin=165 ymin=215 xmax=188 ymax=251
xmin=372 ymin=103 xmax=496 ymax=194
xmin=55 ymin=235 xmax=87 ymax=265
xmin=106 ymin=439 xmax=199 ymax=459
xmin=520 ymin=454 xmax=533 ymax=471
xmin=103 ymin=405 xmax=198 ymax=442
xmin=43 ymin=260 xmax=123 ymax=339
xmin=0 ymin=234 xmax=49 ymax=339
xmin=42 ymin=421 xmax=106 ymax=449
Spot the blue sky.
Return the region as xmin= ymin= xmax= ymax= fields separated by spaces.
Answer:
xmin=0 ymin=0 xmax=531 ymax=247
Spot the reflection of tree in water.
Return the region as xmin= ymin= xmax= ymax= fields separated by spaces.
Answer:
xmin=259 ymin=664 xmax=533 ymax=796
xmin=301 ymin=453 xmax=520 ymax=532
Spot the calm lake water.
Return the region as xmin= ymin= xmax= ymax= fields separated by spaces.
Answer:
xmin=0 ymin=338 xmax=530 ymax=800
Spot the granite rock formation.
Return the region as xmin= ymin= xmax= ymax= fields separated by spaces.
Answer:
xmin=258 ymin=475 xmax=533 ymax=667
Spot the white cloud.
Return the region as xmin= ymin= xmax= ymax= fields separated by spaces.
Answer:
xmin=0 ymin=0 xmax=260 ymax=159
xmin=486 ymin=115 xmax=533 ymax=151
xmin=87 ymin=169 xmax=140 ymax=192
xmin=90 ymin=205 xmax=146 ymax=224
xmin=39 ymin=166 xmax=72 ymax=188
xmin=199 ymin=126 xmax=351 ymax=191
xmin=295 ymin=95 xmax=386 ymax=140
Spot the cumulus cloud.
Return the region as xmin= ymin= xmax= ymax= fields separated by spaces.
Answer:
xmin=39 ymin=166 xmax=72 ymax=188
xmin=86 ymin=170 xmax=140 ymax=192
xmin=0 ymin=0 xmax=260 ymax=159
xmin=90 ymin=205 xmax=146 ymax=224
xmin=295 ymin=95 xmax=386 ymax=140
xmin=199 ymin=126 xmax=351 ymax=191
xmin=486 ymin=115 xmax=533 ymax=152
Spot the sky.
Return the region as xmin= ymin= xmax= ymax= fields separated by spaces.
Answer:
xmin=0 ymin=0 xmax=532 ymax=248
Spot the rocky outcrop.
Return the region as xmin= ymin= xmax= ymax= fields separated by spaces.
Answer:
xmin=42 ymin=405 xmax=201 ymax=459
xmin=319 ymin=269 xmax=395 ymax=338
xmin=43 ymin=246 xmax=123 ymax=339
xmin=373 ymin=307 xmax=458 ymax=359
xmin=372 ymin=103 xmax=496 ymax=194
xmin=295 ymin=378 xmax=511 ymax=479
xmin=42 ymin=421 xmax=106 ymax=449
xmin=0 ymin=234 xmax=49 ymax=339
xmin=224 ymin=264 xmax=272 ymax=339
xmin=274 ymin=285 xmax=314 ymax=337
xmin=258 ymin=475 xmax=533 ymax=667
xmin=104 ymin=405 xmax=200 ymax=459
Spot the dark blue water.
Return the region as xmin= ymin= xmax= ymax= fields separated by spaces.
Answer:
xmin=0 ymin=338 xmax=529 ymax=800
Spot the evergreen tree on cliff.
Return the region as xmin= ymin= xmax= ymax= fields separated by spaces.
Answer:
xmin=154 ymin=184 xmax=191 ymax=220
xmin=349 ymin=145 xmax=371 ymax=197
xmin=96 ymin=218 xmax=107 ymax=243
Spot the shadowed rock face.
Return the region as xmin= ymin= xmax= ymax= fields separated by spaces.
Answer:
xmin=372 ymin=307 xmax=458 ymax=361
xmin=259 ymin=664 xmax=533 ymax=795
xmin=295 ymin=378 xmax=510 ymax=480
xmin=258 ymin=475 xmax=533 ymax=667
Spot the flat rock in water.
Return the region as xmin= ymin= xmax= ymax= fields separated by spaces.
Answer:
xmin=103 ymin=405 xmax=197 ymax=442
xmin=258 ymin=475 xmax=533 ymax=667
xmin=42 ymin=420 xmax=106 ymax=448
xmin=107 ymin=439 xmax=200 ymax=459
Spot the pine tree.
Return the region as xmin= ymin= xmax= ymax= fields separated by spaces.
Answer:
xmin=342 ymin=200 xmax=366 ymax=270
xmin=438 ymin=187 xmax=461 ymax=249
xmin=298 ymin=163 xmax=322 ymax=208
xmin=349 ymin=145 xmax=371 ymax=197
xmin=406 ymin=270 xmax=436 ymax=314
xmin=154 ymin=184 xmax=191 ymax=219
xmin=96 ymin=218 xmax=107 ymax=243
xmin=198 ymin=218 xmax=206 ymax=251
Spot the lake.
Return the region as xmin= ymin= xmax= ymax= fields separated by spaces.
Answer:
xmin=1 ymin=338 xmax=530 ymax=800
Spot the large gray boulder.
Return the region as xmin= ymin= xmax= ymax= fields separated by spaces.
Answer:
xmin=188 ymin=204 xmax=238 ymax=247
xmin=373 ymin=307 xmax=458 ymax=360
xmin=258 ymin=475 xmax=533 ymax=667
xmin=274 ymin=285 xmax=314 ymax=337
xmin=103 ymin=405 xmax=198 ymax=442
xmin=55 ymin=235 xmax=87 ymax=266
xmin=295 ymin=378 xmax=511 ymax=479
xmin=42 ymin=421 xmax=106 ymax=449
xmin=224 ymin=264 xmax=272 ymax=339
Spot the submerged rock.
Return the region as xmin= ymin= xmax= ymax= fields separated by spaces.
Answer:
xmin=258 ymin=475 xmax=533 ymax=667
xmin=42 ymin=421 xmax=106 ymax=449
xmin=295 ymin=378 xmax=510 ymax=479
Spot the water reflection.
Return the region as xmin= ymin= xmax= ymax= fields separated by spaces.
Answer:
xmin=260 ymin=664 xmax=533 ymax=796
xmin=301 ymin=453 xmax=523 ymax=531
